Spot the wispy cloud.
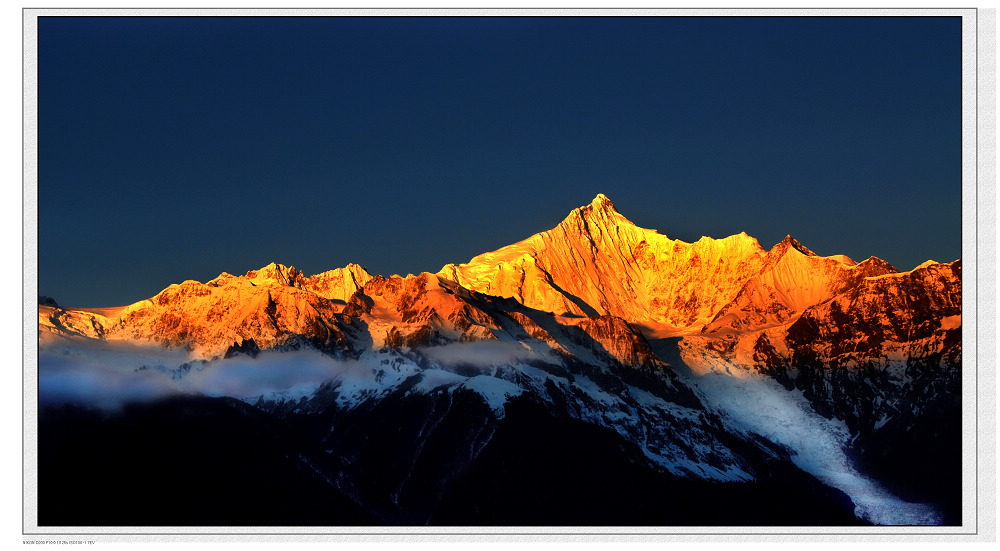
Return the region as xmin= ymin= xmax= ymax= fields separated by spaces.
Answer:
xmin=38 ymin=341 xmax=376 ymax=409
xmin=37 ymin=339 xmax=549 ymax=411
xmin=181 ymin=352 xmax=374 ymax=399
xmin=419 ymin=341 xmax=541 ymax=369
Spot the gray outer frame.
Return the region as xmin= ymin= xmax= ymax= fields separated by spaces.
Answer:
xmin=19 ymin=6 xmax=996 ymax=542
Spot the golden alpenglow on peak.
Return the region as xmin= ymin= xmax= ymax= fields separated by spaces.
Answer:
xmin=437 ymin=195 xmax=773 ymax=330
xmin=584 ymin=192 xmax=620 ymax=216
xmin=35 ymin=15 xmax=964 ymax=528
xmin=557 ymin=193 xmax=633 ymax=237
xmin=591 ymin=192 xmax=613 ymax=207
xmin=38 ymin=192 xmax=962 ymax=527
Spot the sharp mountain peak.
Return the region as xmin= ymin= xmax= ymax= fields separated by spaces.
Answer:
xmin=46 ymin=193 xmax=943 ymax=342
xmin=590 ymin=192 xmax=615 ymax=209
xmin=776 ymin=235 xmax=818 ymax=257
xmin=559 ymin=193 xmax=629 ymax=230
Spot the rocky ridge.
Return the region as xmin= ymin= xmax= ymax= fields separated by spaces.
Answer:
xmin=37 ymin=193 xmax=963 ymax=525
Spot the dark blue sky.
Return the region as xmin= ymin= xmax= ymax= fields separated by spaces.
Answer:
xmin=37 ymin=16 xmax=962 ymax=307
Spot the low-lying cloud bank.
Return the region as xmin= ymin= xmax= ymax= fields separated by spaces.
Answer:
xmin=419 ymin=341 xmax=541 ymax=369
xmin=182 ymin=353 xmax=375 ymax=399
xmin=37 ymin=340 xmax=549 ymax=410
xmin=38 ymin=342 xmax=376 ymax=410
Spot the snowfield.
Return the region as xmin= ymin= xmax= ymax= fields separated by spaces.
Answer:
xmin=35 ymin=194 xmax=961 ymax=526
xmin=688 ymin=369 xmax=943 ymax=525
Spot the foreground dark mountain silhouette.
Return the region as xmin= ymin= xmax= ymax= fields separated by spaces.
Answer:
xmin=37 ymin=194 xmax=961 ymax=526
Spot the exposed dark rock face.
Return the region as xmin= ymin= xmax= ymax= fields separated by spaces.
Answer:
xmin=38 ymin=397 xmax=379 ymax=526
xmin=780 ymin=260 xmax=962 ymax=521
xmin=430 ymin=398 xmax=863 ymax=526
xmin=36 ymin=197 xmax=963 ymax=527
xmin=224 ymin=338 xmax=261 ymax=358
xmin=39 ymin=392 xmax=863 ymax=527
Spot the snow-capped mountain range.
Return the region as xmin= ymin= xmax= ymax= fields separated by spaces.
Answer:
xmin=37 ymin=194 xmax=961 ymax=527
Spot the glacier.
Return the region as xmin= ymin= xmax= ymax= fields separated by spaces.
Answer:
xmin=688 ymin=370 xmax=943 ymax=525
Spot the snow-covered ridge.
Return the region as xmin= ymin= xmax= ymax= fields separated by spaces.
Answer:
xmin=40 ymin=262 xmax=375 ymax=357
xmin=211 ymin=261 xmax=374 ymax=301
xmin=438 ymin=195 xmax=771 ymax=328
xmin=37 ymin=193 xmax=963 ymax=526
xmin=436 ymin=195 xmax=912 ymax=337
xmin=40 ymin=194 xmax=957 ymax=361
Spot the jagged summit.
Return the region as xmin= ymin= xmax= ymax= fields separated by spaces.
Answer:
xmin=556 ymin=193 xmax=633 ymax=236
xmin=37 ymin=194 xmax=963 ymax=528
xmin=203 ymin=261 xmax=374 ymax=301
xmin=245 ymin=262 xmax=305 ymax=287
xmin=39 ymin=193 xmax=952 ymax=349
xmin=590 ymin=192 xmax=616 ymax=210
xmin=438 ymin=195 xmax=772 ymax=327
xmin=434 ymin=195 xmax=918 ymax=335
xmin=772 ymin=235 xmax=818 ymax=258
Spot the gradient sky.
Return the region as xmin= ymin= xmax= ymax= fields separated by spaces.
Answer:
xmin=37 ymin=16 xmax=963 ymax=308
